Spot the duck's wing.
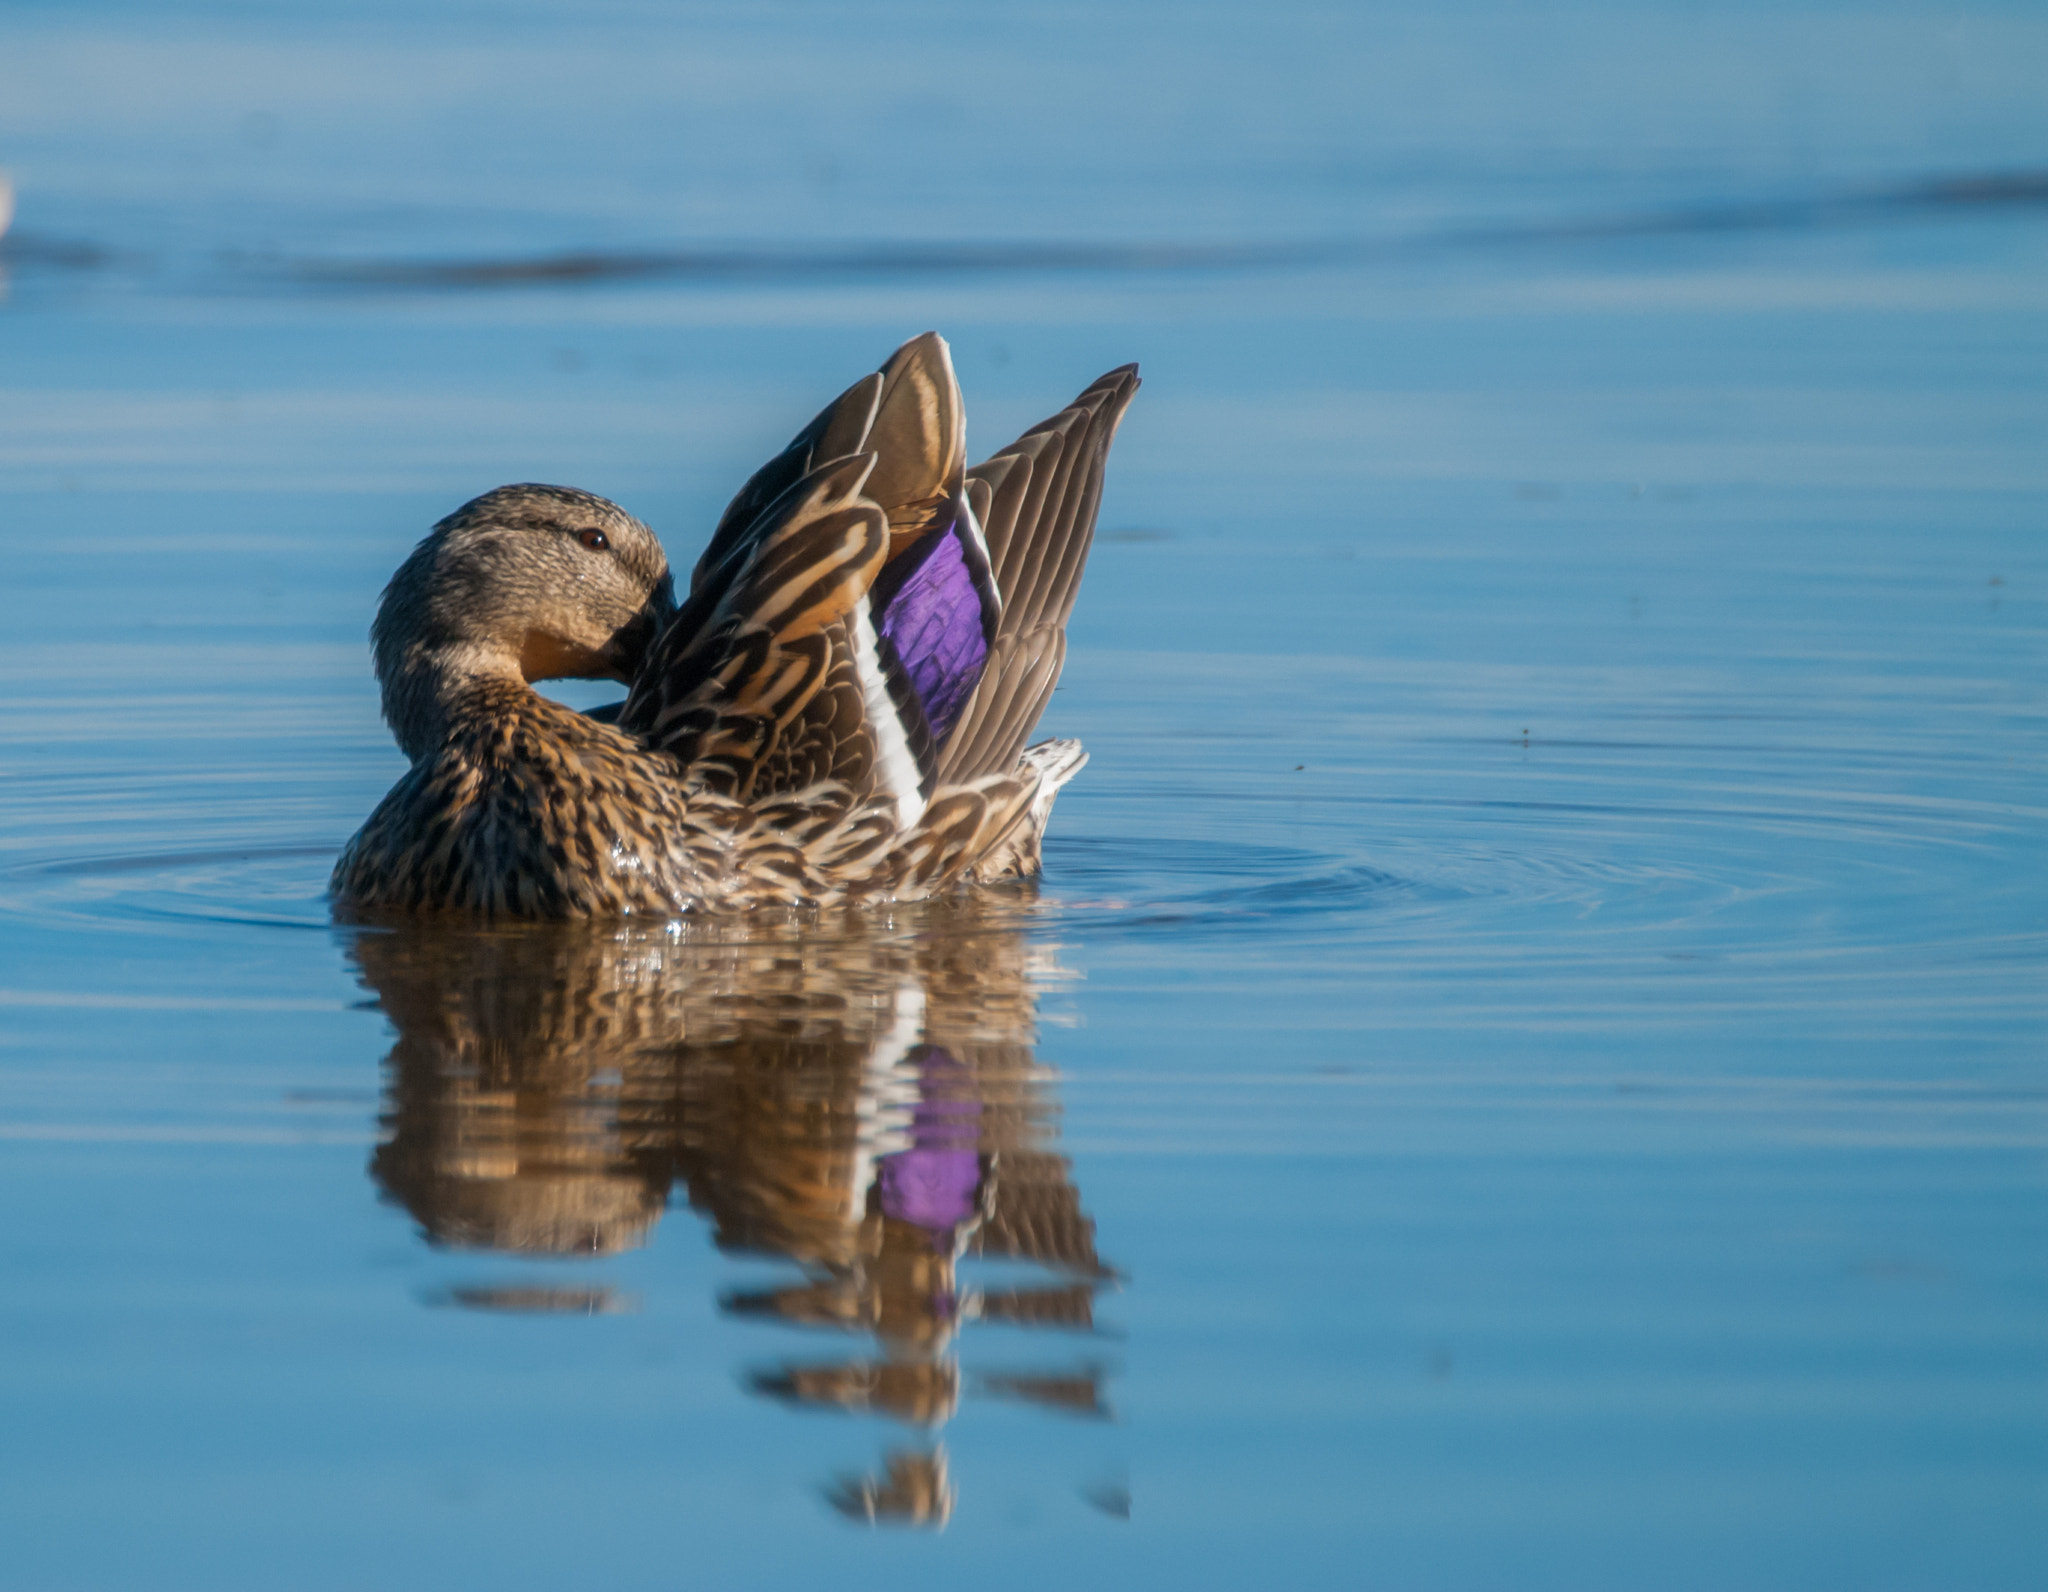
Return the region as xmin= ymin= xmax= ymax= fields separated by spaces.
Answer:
xmin=690 ymin=330 xmax=972 ymax=598
xmin=859 ymin=334 xmax=1002 ymax=770
xmin=631 ymin=334 xmax=1000 ymax=824
xmin=686 ymin=370 xmax=883 ymax=596
xmin=782 ymin=348 xmax=1147 ymax=806
xmin=624 ymin=339 xmax=1133 ymax=846
xmin=934 ymin=364 xmax=1140 ymax=785
xmin=616 ymin=453 xmax=891 ymax=803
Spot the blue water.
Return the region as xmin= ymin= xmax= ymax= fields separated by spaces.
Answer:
xmin=2 ymin=1 xmax=2045 ymax=1586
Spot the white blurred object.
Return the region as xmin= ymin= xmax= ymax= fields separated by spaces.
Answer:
xmin=0 ymin=170 xmax=13 ymax=240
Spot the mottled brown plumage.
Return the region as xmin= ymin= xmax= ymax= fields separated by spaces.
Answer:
xmin=332 ymin=335 xmax=1138 ymax=918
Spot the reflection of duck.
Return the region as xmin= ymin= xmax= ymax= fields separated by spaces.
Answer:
xmin=333 ymin=334 xmax=1138 ymax=915
xmin=363 ymin=924 xmax=677 ymax=1255
xmin=349 ymin=901 xmax=1115 ymax=1525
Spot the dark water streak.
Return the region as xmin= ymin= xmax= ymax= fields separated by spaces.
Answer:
xmin=8 ymin=167 xmax=2046 ymax=295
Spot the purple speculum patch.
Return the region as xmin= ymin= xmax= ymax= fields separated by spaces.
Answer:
xmin=876 ymin=1045 xmax=984 ymax=1237
xmin=874 ymin=525 xmax=992 ymax=748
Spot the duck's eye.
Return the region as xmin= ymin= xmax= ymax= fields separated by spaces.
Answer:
xmin=576 ymin=528 xmax=611 ymax=552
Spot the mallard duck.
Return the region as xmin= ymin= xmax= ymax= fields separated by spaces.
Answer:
xmin=332 ymin=334 xmax=1138 ymax=916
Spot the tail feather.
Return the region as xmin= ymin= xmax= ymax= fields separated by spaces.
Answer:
xmin=962 ymin=738 xmax=1088 ymax=884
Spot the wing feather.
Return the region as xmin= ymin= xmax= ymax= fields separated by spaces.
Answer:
xmin=620 ymin=454 xmax=888 ymax=800
xmin=866 ymin=332 xmax=968 ymax=558
xmin=690 ymin=373 xmax=882 ymax=595
xmin=936 ymin=366 xmax=1139 ymax=784
xmin=624 ymin=347 xmax=1137 ymax=900
xmin=653 ymin=334 xmax=994 ymax=819
xmin=934 ymin=629 xmax=1063 ymax=791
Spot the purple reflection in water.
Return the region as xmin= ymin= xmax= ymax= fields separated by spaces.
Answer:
xmin=876 ymin=1045 xmax=984 ymax=1236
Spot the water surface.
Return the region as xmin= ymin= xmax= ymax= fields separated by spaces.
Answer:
xmin=2 ymin=1 xmax=2045 ymax=1586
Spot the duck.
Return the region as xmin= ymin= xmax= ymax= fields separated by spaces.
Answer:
xmin=331 ymin=333 xmax=1139 ymax=917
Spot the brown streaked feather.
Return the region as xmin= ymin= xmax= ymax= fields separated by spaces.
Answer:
xmin=334 ymin=680 xmax=1066 ymax=917
xmin=331 ymin=682 xmax=733 ymax=919
xmin=621 ymin=454 xmax=888 ymax=798
xmin=645 ymin=341 xmax=976 ymax=813
xmin=871 ymin=774 xmax=1039 ymax=897
xmin=962 ymin=739 xmax=1087 ymax=882
xmin=976 ymin=429 xmax=1059 ymax=589
xmin=865 ymin=332 xmax=968 ymax=558
xmin=690 ymin=373 xmax=883 ymax=595
xmin=1001 ymin=367 xmax=1137 ymax=630
xmin=937 ymin=365 xmax=1139 ymax=784
xmin=735 ymin=620 xmax=877 ymax=798
xmin=935 ymin=627 xmax=1066 ymax=790
xmin=335 ymin=341 xmax=1138 ymax=920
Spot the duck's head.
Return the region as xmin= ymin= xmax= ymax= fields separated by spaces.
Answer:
xmin=373 ymin=483 xmax=676 ymax=760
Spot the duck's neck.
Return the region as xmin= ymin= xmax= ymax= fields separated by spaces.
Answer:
xmin=378 ymin=640 xmax=532 ymax=764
